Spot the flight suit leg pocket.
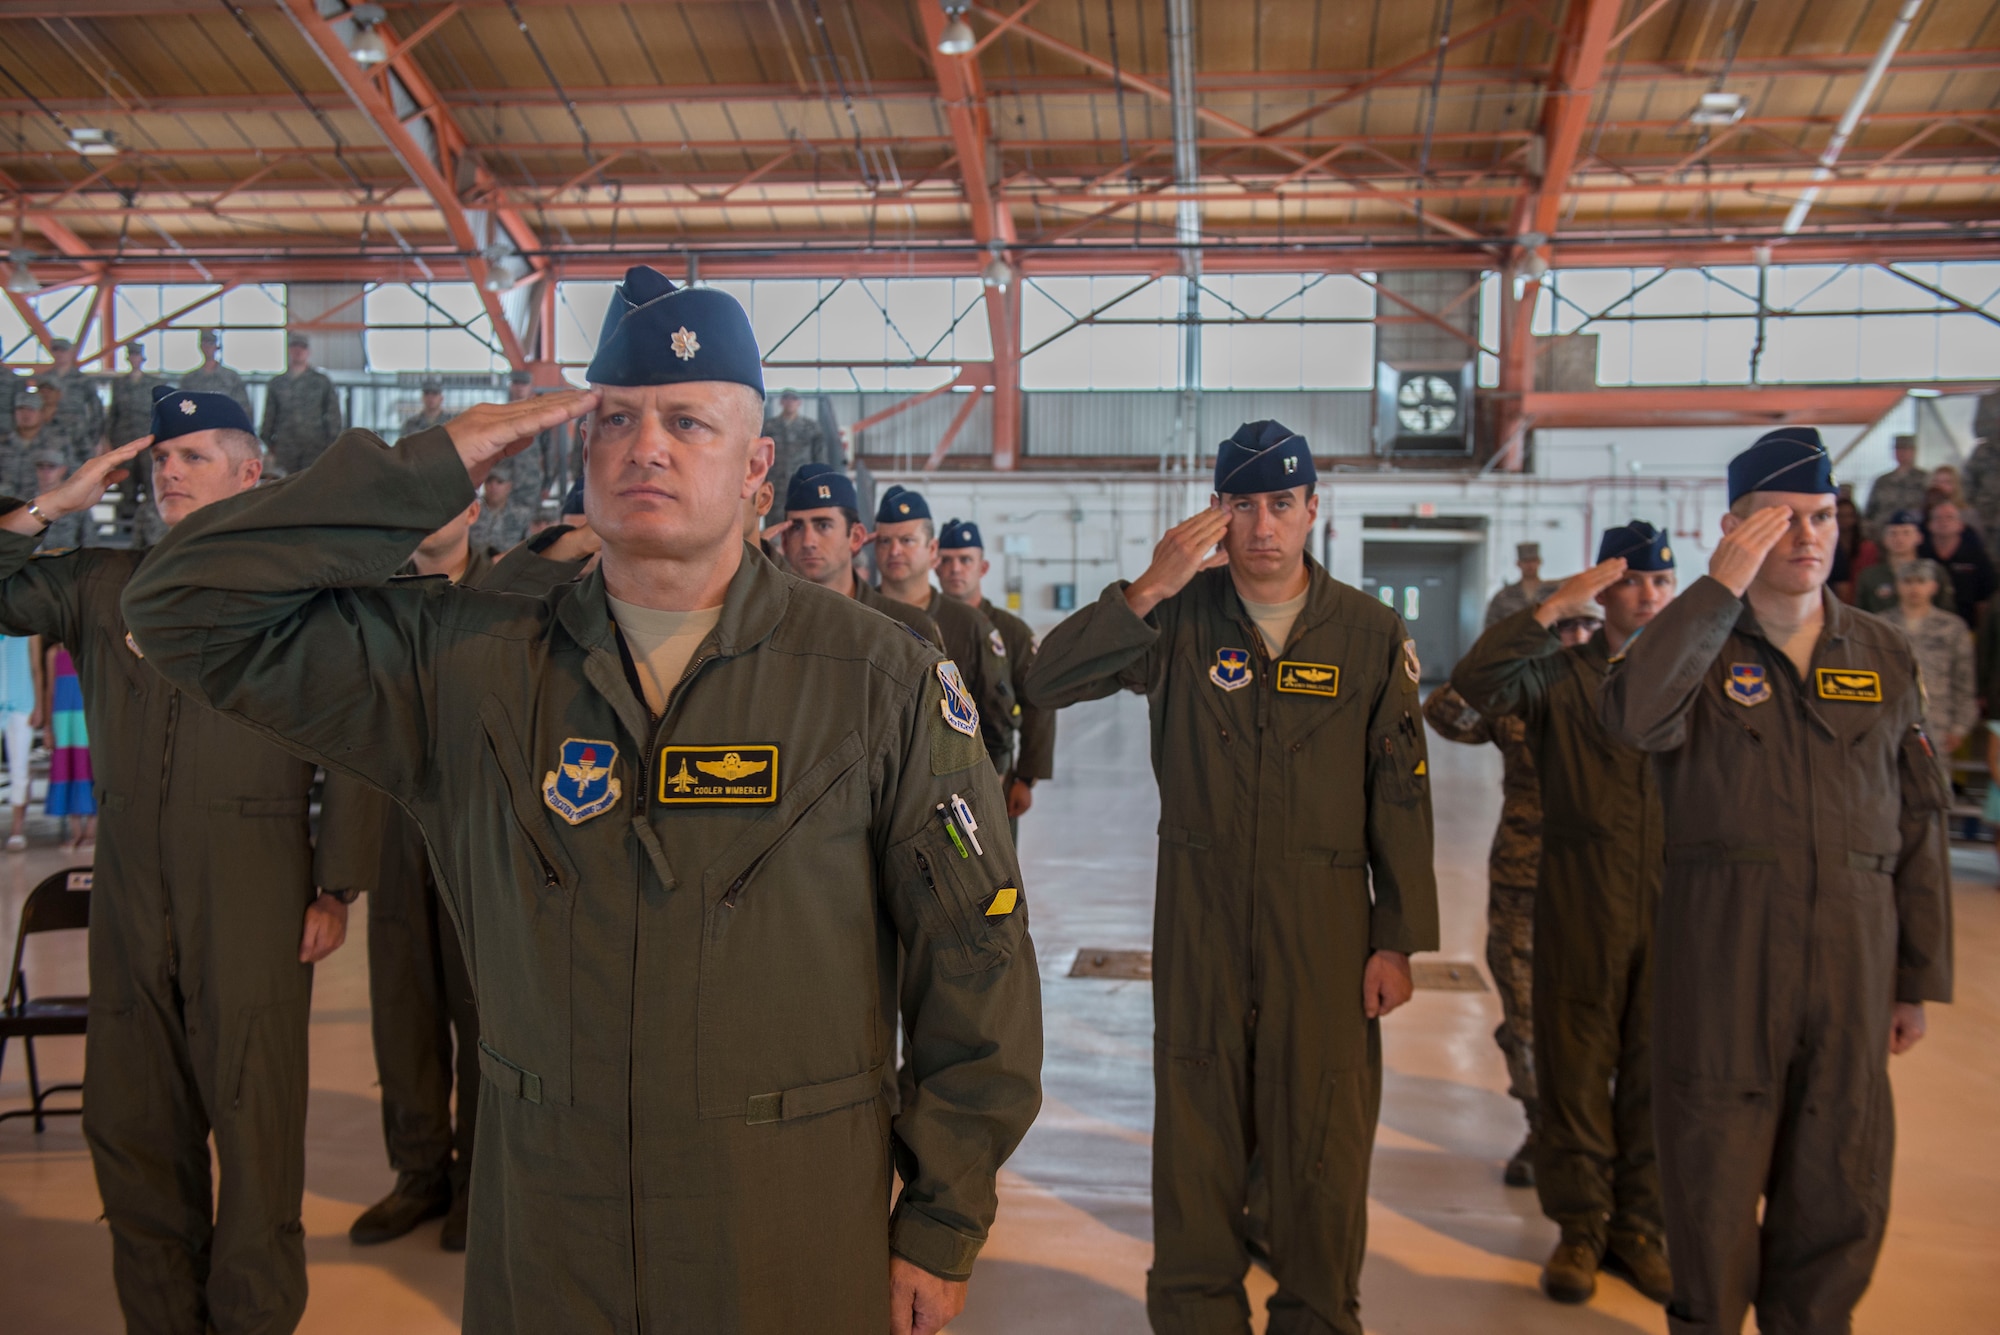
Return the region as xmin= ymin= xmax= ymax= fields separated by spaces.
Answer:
xmin=1300 ymin=1064 xmax=1373 ymax=1199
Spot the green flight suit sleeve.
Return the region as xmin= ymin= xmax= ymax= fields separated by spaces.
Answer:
xmin=313 ymin=770 xmax=391 ymax=901
xmin=878 ymin=674 xmax=1044 ymax=1282
xmin=1011 ymin=657 xmax=1056 ymax=782
xmin=1450 ymin=606 xmax=1567 ymax=726
xmin=1021 ymin=580 xmax=1166 ymax=707
xmin=0 ymin=526 xmax=85 ymax=645
xmin=1894 ymin=724 xmax=1955 ymax=1004
xmin=478 ymin=524 xmax=591 ymax=595
xmin=1600 ymin=575 xmax=1742 ymax=751
xmin=1421 ymin=683 xmax=1495 ymax=746
xmin=974 ymin=615 xmax=1016 ymax=767
xmin=1362 ymin=627 xmax=1440 ymax=955
xmin=120 ymin=426 xmax=479 ymax=803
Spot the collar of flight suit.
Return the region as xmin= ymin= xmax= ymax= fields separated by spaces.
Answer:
xmin=1726 ymin=583 xmax=1857 ymax=737
xmin=1215 ymin=554 xmax=1341 ymax=654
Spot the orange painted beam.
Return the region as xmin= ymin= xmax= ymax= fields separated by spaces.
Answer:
xmin=1519 ymin=386 xmax=1916 ymax=429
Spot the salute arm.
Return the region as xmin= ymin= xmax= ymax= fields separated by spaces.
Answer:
xmin=121 ymin=428 xmax=479 ymax=802
xmin=1450 ymin=606 xmax=1566 ymax=725
xmin=1599 ymin=574 xmax=1742 ymax=752
xmin=1021 ymin=580 xmax=1167 ymax=708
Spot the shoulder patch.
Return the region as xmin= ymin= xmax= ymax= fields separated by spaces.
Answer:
xmin=989 ymin=627 xmax=1007 ymax=658
xmin=937 ymin=660 xmax=980 ymax=737
xmin=929 ymin=662 xmax=987 ymax=775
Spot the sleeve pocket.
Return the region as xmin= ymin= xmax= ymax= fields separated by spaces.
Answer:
xmin=893 ymin=823 xmax=1026 ymax=979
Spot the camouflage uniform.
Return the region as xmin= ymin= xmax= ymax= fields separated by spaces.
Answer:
xmin=468 ymin=493 xmax=537 ymax=558
xmin=1485 ymin=581 xmax=1553 ymax=629
xmin=1862 ymin=466 xmax=1930 ymax=540
xmin=1962 ymin=435 xmax=2000 ymax=540
xmin=397 ymin=410 xmax=451 ymax=441
xmin=178 ymin=363 xmax=254 ymax=417
xmin=108 ymin=370 xmax=171 ymax=447
xmin=260 ymin=368 xmax=344 ymax=475
xmin=1894 ymin=606 xmax=1977 ymax=770
xmin=40 ymin=369 xmax=104 ymax=453
xmin=767 ymin=412 xmax=835 ymax=516
xmin=1422 ymin=685 xmax=1538 ymax=1117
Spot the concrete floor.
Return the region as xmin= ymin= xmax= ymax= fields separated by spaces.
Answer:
xmin=2 ymin=690 xmax=1996 ymax=1332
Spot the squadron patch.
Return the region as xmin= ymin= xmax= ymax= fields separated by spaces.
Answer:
xmin=1726 ymin=663 xmax=1771 ymax=707
xmin=1209 ymin=647 xmax=1252 ymax=692
xmin=1816 ymin=668 xmax=1883 ymax=703
xmin=1275 ymin=660 xmax=1340 ymax=697
xmin=988 ymin=628 xmax=1007 ymax=658
xmin=657 ymin=745 xmax=779 ymax=804
xmin=1401 ymin=639 xmax=1422 ymax=684
xmin=542 ymin=739 xmax=623 ymax=824
xmin=937 ymin=661 xmax=980 ymax=737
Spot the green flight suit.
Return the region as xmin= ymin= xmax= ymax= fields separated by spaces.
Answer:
xmin=980 ymin=600 xmax=1056 ymax=791
xmin=917 ymin=588 xmax=1016 ymax=776
xmin=0 ymin=534 xmax=374 ymax=1335
xmin=853 ymin=578 xmax=943 ymax=647
xmin=122 ymin=426 xmax=1045 ymax=1334
xmin=259 ymin=368 xmax=343 ymax=476
xmin=342 ymin=541 xmax=592 ymax=1191
xmin=1026 ymin=564 xmax=1439 ymax=1335
xmin=1601 ymin=578 xmax=1954 ymax=1335
xmin=1454 ymin=609 xmax=1664 ymax=1253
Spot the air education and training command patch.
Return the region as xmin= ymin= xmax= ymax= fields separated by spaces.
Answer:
xmin=1210 ymin=647 xmax=1252 ymax=692
xmin=658 ymin=746 xmax=779 ymax=804
xmin=1726 ymin=663 xmax=1771 ymax=707
xmin=1275 ymin=660 xmax=1340 ymax=697
xmin=1816 ymin=668 xmax=1883 ymax=703
xmin=543 ymin=739 xmax=623 ymax=825
xmin=937 ymin=661 xmax=981 ymax=738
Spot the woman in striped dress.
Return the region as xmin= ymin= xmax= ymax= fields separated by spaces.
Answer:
xmin=40 ymin=639 xmax=94 ymax=849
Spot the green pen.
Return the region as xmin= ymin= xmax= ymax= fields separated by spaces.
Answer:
xmin=935 ymin=803 xmax=971 ymax=858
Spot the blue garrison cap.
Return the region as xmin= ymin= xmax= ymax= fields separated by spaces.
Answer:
xmin=1727 ymin=427 xmax=1836 ymax=503
xmin=1886 ymin=508 xmax=1924 ymax=529
xmin=583 ymin=265 xmax=765 ymax=396
xmin=876 ymin=485 xmax=931 ymax=525
xmin=150 ymin=384 xmax=253 ymax=443
xmin=1597 ymin=520 xmax=1676 ymax=571
xmin=1215 ymin=419 xmax=1316 ymax=494
xmin=785 ymin=462 xmax=857 ymax=515
xmin=939 ymin=518 xmax=983 ymax=550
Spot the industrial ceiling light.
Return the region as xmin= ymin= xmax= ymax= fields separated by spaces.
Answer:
xmin=346 ymin=3 xmax=390 ymax=67
xmin=1689 ymin=91 xmax=1746 ymax=127
xmin=980 ymin=249 xmax=1013 ymax=291
xmin=937 ymin=3 xmax=976 ymax=56
xmin=5 ymin=252 xmax=41 ymax=295
xmin=66 ymin=126 xmax=118 ymax=157
xmin=480 ymin=243 xmax=529 ymax=293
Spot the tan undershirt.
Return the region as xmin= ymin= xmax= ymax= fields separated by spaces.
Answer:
xmin=1761 ymin=612 xmax=1823 ymax=681
xmin=1242 ymin=588 xmax=1309 ymax=658
xmin=606 ymin=595 xmax=724 ymax=716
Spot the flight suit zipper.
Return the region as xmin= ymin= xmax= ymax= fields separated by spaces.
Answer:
xmin=915 ymin=850 xmax=974 ymax=958
xmin=158 ymin=691 xmax=182 ymax=980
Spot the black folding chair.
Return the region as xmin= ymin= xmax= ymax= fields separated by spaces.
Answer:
xmin=0 ymin=867 xmax=93 ymax=1131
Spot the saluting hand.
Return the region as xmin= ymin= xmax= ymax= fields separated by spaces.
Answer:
xmin=445 ymin=389 xmax=600 ymax=487
xmin=1711 ymin=505 xmax=1793 ymax=598
xmin=1533 ymin=558 xmax=1627 ymax=628
xmin=0 ymin=434 xmax=152 ymax=536
xmin=1126 ymin=506 xmax=1230 ymax=619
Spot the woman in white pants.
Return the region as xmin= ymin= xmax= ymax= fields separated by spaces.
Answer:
xmin=0 ymin=633 xmax=34 ymax=850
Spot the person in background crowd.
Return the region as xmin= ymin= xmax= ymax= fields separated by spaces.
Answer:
xmin=35 ymin=337 xmax=104 ymax=464
xmin=1830 ymin=495 xmax=1873 ymax=603
xmin=765 ymin=389 xmax=834 ymax=514
xmin=107 ymin=341 xmax=170 ymax=449
xmin=507 ymin=368 xmax=570 ymax=493
xmin=0 ymin=631 xmax=32 ymax=851
xmin=1919 ymin=499 xmax=1996 ymax=627
xmin=1487 ymin=541 xmax=1551 ymax=626
xmin=776 ymin=463 xmax=939 ymax=644
xmin=1854 ymin=510 xmax=1951 ymax=614
xmin=1890 ymin=560 xmax=1975 ymax=785
xmin=1 ymin=386 xmax=50 ymax=496
xmin=27 ymin=449 xmax=88 ymax=550
xmin=1962 ymin=432 xmax=2000 ymax=538
xmin=400 ymin=378 xmax=451 ymax=438
xmin=1423 ymin=611 xmax=1600 ymax=1191
xmin=1927 ymin=464 xmax=1974 ymax=532
xmin=1862 ymin=434 xmax=1927 ymax=540
xmin=1602 ymin=426 xmax=1952 ymax=1335
xmin=466 ymin=457 xmax=537 ymax=557
xmin=261 ymin=331 xmax=344 ymax=475
xmin=179 ymin=327 xmax=254 ymax=416
xmin=39 ymin=639 xmax=94 ymax=850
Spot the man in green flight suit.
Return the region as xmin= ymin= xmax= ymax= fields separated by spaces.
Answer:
xmin=1454 ymin=519 xmax=1678 ymax=1306
xmin=0 ymin=386 xmax=371 ymax=1335
xmin=123 ymin=265 xmax=1044 ymax=1335
xmin=1601 ymin=428 xmax=1953 ymax=1335
xmin=874 ymin=486 xmax=1015 ymax=778
xmin=936 ymin=518 xmax=1056 ymax=838
xmin=775 ymin=461 xmax=942 ymax=645
xmin=1027 ymin=419 xmax=1439 ymax=1335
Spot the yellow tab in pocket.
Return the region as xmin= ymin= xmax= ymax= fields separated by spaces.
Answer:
xmin=986 ymin=886 xmax=1018 ymax=917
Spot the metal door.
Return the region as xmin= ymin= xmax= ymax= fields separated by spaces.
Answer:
xmin=1359 ymin=542 xmax=1464 ymax=682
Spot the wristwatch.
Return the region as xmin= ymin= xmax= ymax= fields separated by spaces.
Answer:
xmin=24 ymin=501 xmax=54 ymax=533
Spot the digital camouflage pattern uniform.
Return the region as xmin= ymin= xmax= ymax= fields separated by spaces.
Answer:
xmin=398 ymin=409 xmax=452 ymax=440
xmin=179 ymin=362 xmax=254 ymax=417
xmin=1854 ymin=558 xmax=1953 ymax=615
xmin=1455 ymin=611 xmax=1665 ymax=1257
xmin=123 ymin=425 xmax=1044 ymax=1335
xmin=259 ymin=368 xmax=343 ymax=476
xmin=1601 ymin=577 xmax=1953 ymax=1335
xmin=766 ymin=411 xmax=835 ymax=515
xmin=1027 ymin=563 xmax=1438 ymax=1335
xmin=1892 ymin=605 xmax=1977 ymax=767
xmin=0 ymin=525 xmax=375 ymax=1335
xmin=108 ymin=369 xmax=171 ymax=446
xmin=1420 ymin=685 xmax=1538 ymax=1121
xmin=1862 ymin=466 xmax=1930 ymax=540
xmin=39 ymin=368 xmax=104 ymax=459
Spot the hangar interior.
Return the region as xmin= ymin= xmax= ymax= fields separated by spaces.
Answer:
xmin=0 ymin=0 xmax=1996 ymax=1331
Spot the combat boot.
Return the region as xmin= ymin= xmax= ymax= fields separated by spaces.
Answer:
xmin=1504 ymin=1132 xmax=1535 ymax=1187
xmin=1603 ymin=1231 xmax=1673 ymax=1304
xmin=349 ymin=1170 xmax=452 ymax=1245
xmin=1540 ymin=1232 xmax=1600 ymax=1304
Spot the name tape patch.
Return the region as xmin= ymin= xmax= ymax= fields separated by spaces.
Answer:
xmin=1275 ymin=660 xmax=1340 ymax=697
xmin=1816 ymin=668 xmax=1883 ymax=703
xmin=658 ymin=745 xmax=779 ymax=804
